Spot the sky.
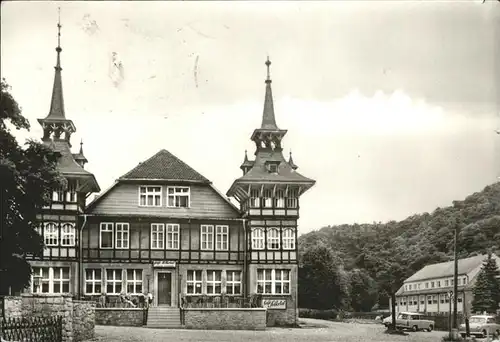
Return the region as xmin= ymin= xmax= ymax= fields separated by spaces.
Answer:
xmin=1 ymin=1 xmax=500 ymax=235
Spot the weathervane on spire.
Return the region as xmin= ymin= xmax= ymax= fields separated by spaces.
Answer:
xmin=57 ymin=7 xmax=62 ymax=51
xmin=265 ymin=56 xmax=272 ymax=83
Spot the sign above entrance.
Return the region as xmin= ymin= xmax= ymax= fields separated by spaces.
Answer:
xmin=262 ymin=299 xmax=286 ymax=310
xmin=153 ymin=261 xmax=176 ymax=268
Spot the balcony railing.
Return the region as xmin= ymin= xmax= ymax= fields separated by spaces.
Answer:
xmin=181 ymin=294 xmax=262 ymax=309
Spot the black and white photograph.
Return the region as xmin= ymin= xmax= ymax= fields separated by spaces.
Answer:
xmin=1 ymin=1 xmax=499 ymax=341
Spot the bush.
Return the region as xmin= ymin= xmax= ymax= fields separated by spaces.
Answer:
xmin=298 ymin=308 xmax=338 ymax=320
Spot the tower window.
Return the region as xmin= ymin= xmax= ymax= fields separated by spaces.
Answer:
xmin=282 ymin=228 xmax=295 ymax=250
xmin=286 ymin=188 xmax=298 ymax=208
xmin=274 ymin=189 xmax=285 ymax=208
xmin=267 ymin=228 xmax=280 ymax=250
xmin=269 ymin=164 xmax=278 ymax=173
xmin=66 ymin=180 xmax=77 ymax=203
xmin=251 ymin=227 xmax=265 ymax=250
xmin=250 ymin=189 xmax=260 ymax=208
xmin=262 ymin=189 xmax=272 ymax=207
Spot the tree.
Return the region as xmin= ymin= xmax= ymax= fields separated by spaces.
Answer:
xmin=348 ymin=268 xmax=379 ymax=312
xmin=376 ymin=260 xmax=407 ymax=330
xmin=471 ymin=253 xmax=500 ymax=314
xmin=298 ymin=243 xmax=349 ymax=310
xmin=0 ymin=78 xmax=65 ymax=294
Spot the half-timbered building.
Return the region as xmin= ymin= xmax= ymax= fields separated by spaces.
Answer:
xmin=83 ymin=150 xmax=244 ymax=307
xmin=226 ymin=57 xmax=316 ymax=325
xmin=27 ymin=18 xmax=315 ymax=328
xmin=28 ymin=19 xmax=101 ymax=296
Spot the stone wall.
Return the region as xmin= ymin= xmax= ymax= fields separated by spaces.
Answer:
xmin=183 ymin=308 xmax=267 ymax=330
xmin=1 ymin=294 xmax=95 ymax=342
xmin=73 ymin=300 xmax=96 ymax=341
xmin=94 ymin=308 xmax=146 ymax=327
xmin=2 ymin=296 xmax=22 ymax=318
xmin=248 ymin=264 xmax=298 ymax=327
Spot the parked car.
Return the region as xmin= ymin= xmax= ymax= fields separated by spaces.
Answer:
xmin=459 ymin=315 xmax=500 ymax=338
xmin=382 ymin=312 xmax=434 ymax=332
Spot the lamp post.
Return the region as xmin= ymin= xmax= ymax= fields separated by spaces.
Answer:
xmin=453 ymin=222 xmax=459 ymax=331
xmin=448 ymin=291 xmax=454 ymax=338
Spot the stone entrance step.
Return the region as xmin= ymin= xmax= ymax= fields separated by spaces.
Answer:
xmin=146 ymin=307 xmax=183 ymax=329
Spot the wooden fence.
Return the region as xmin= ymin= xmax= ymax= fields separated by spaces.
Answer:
xmin=0 ymin=316 xmax=62 ymax=342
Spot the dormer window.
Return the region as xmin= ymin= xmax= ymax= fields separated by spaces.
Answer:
xmin=266 ymin=161 xmax=280 ymax=174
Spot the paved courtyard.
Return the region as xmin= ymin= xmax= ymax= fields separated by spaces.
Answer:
xmin=88 ymin=319 xmax=446 ymax=342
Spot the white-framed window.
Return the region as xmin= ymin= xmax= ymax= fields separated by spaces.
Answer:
xmin=53 ymin=267 xmax=70 ymax=293
xmin=215 ymin=225 xmax=229 ymax=251
xmin=262 ymin=189 xmax=272 ymax=208
xmin=44 ymin=222 xmax=59 ymax=246
xmin=226 ymin=271 xmax=241 ymax=295
xmin=282 ymin=228 xmax=295 ymax=250
xmin=256 ymin=269 xmax=290 ymax=295
xmin=115 ymin=223 xmax=129 ymax=249
xmin=286 ymin=188 xmax=298 ymax=208
xmin=100 ymin=223 xmax=113 ymax=249
xmin=52 ymin=188 xmax=65 ymax=202
xmin=126 ymin=269 xmax=143 ymax=294
xmin=32 ymin=267 xmax=50 ymax=293
xmin=167 ymin=186 xmax=190 ymax=208
xmin=166 ymin=224 xmax=180 ymax=249
xmin=151 ymin=224 xmax=165 ymax=249
xmin=139 ymin=186 xmax=162 ymax=207
xmin=186 ymin=270 xmax=202 ymax=295
xmin=251 ymin=228 xmax=265 ymax=250
xmin=206 ymin=270 xmax=222 ymax=295
xmin=267 ymin=228 xmax=280 ymax=250
xmin=201 ymin=225 xmax=214 ymax=250
xmin=32 ymin=267 xmax=70 ymax=294
xmin=61 ymin=223 xmax=76 ymax=246
xmin=106 ymin=269 xmax=123 ymax=294
xmin=249 ymin=189 xmax=260 ymax=208
xmin=66 ymin=180 xmax=77 ymax=203
xmin=274 ymin=189 xmax=285 ymax=208
xmin=85 ymin=269 xmax=102 ymax=295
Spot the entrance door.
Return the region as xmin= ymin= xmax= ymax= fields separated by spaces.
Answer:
xmin=157 ymin=272 xmax=172 ymax=305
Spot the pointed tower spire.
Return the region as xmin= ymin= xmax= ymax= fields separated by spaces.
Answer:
xmin=261 ymin=56 xmax=278 ymax=130
xmin=38 ymin=8 xmax=76 ymax=145
xmin=47 ymin=7 xmax=66 ymax=120
xmin=240 ymin=149 xmax=254 ymax=174
xmin=74 ymin=139 xmax=88 ymax=168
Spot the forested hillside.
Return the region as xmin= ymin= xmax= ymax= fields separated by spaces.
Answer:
xmin=298 ymin=182 xmax=500 ymax=311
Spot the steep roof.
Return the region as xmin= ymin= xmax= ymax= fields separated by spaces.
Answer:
xmin=45 ymin=140 xmax=100 ymax=192
xmin=87 ymin=149 xmax=239 ymax=213
xmin=404 ymin=254 xmax=495 ymax=283
xmin=49 ymin=140 xmax=91 ymax=175
xmin=232 ymin=150 xmax=315 ymax=184
xmin=119 ymin=149 xmax=210 ymax=183
xmin=261 ymin=58 xmax=277 ymax=130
